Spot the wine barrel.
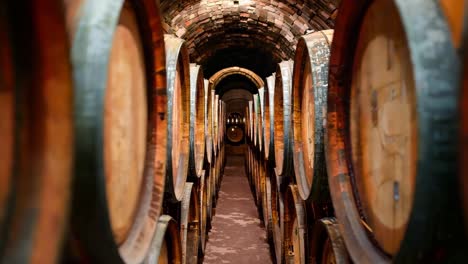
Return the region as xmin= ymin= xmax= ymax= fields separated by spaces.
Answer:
xmin=143 ymin=215 xmax=182 ymax=264
xmin=326 ymin=0 xmax=462 ymax=262
xmin=212 ymin=94 xmax=219 ymax=157
xmin=258 ymin=87 xmax=266 ymax=153
xmin=227 ymin=125 xmax=244 ymax=144
xmin=189 ymin=64 xmax=207 ymax=179
xmin=439 ymin=0 xmax=465 ymax=49
xmin=218 ymin=100 xmax=226 ymax=150
xmin=283 ymin=185 xmax=306 ymax=264
xmin=164 ymin=34 xmax=190 ymax=202
xmin=181 ymin=183 xmax=200 ymax=264
xmin=309 ymin=218 xmax=350 ymax=264
xmin=65 ymin=0 xmax=166 ymax=262
xmin=204 ymin=165 xmax=214 ymax=231
xmin=0 ymin=1 xmax=73 ymax=262
xmin=198 ymin=170 xmax=208 ymax=256
xmin=263 ymin=172 xmax=274 ymax=245
xmin=207 ymin=162 xmax=217 ymax=227
xmin=292 ymin=30 xmax=333 ymax=201
xmin=264 ymin=74 xmax=275 ymax=161
xmin=254 ymin=155 xmax=265 ymax=218
xmin=205 ymin=82 xmax=213 ymax=164
xmin=248 ymin=100 xmax=254 ymax=143
xmin=270 ymin=168 xmax=285 ymax=264
xmin=273 ymin=60 xmax=294 ymax=178
xmin=253 ymin=94 xmax=260 ymax=148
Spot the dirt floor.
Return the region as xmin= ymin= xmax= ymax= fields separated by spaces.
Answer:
xmin=203 ymin=155 xmax=273 ymax=264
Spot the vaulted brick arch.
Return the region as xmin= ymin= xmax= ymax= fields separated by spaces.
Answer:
xmin=209 ymin=66 xmax=264 ymax=90
xmin=160 ymin=0 xmax=339 ymax=78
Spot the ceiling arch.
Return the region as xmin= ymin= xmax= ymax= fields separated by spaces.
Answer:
xmin=209 ymin=66 xmax=264 ymax=90
xmin=160 ymin=0 xmax=339 ymax=78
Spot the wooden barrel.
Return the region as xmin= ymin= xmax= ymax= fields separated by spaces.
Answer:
xmin=283 ymin=185 xmax=307 ymax=264
xmin=0 ymin=1 xmax=73 ymax=262
xmin=439 ymin=0 xmax=465 ymax=49
xmin=263 ymin=170 xmax=274 ymax=245
xmin=164 ymin=34 xmax=190 ymax=202
xmin=248 ymin=100 xmax=254 ymax=143
xmin=253 ymin=94 xmax=260 ymax=148
xmin=273 ymin=60 xmax=294 ymax=177
xmin=189 ymin=64 xmax=207 ymax=179
xmin=258 ymin=87 xmax=266 ymax=153
xmin=181 ymin=183 xmax=200 ymax=264
xmin=204 ymin=165 xmax=214 ymax=231
xmin=227 ymin=125 xmax=244 ymax=144
xmin=207 ymin=162 xmax=217 ymax=227
xmin=143 ymin=215 xmax=182 ymax=264
xmin=205 ymin=82 xmax=213 ymax=164
xmin=244 ymin=105 xmax=250 ymax=143
xmin=217 ymin=100 xmax=225 ymax=151
xmin=291 ymin=30 xmax=333 ymax=201
xmin=65 ymin=0 xmax=166 ymax=262
xmin=264 ymin=74 xmax=275 ymax=161
xmin=198 ymin=170 xmax=208 ymax=256
xmin=212 ymin=93 xmax=219 ymax=157
xmin=221 ymin=101 xmax=226 ymax=147
xmin=270 ymin=168 xmax=285 ymax=264
xmin=309 ymin=218 xmax=350 ymax=264
xmin=326 ymin=0 xmax=462 ymax=262
xmin=254 ymin=155 xmax=265 ymax=218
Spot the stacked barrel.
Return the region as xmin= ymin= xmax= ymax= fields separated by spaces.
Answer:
xmin=0 ymin=1 xmax=226 ymax=263
xmin=246 ymin=0 xmax=468 ymax=263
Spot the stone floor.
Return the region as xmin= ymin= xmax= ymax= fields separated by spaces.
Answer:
xmin=203 ymin=155 xmax=273 ymax=264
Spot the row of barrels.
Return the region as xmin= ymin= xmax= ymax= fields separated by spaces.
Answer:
xmin=246 ymin=1 xmax=468 ymax=263
xmin=0 ymin=1 xmax=226 ymax=263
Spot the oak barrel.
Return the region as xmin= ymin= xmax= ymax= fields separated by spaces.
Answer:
xmin=65 ymin=0 xmax=166 ymax=262
xmin=180 ymin=183 xmax=200 ymax=264
xmin=291 ymin=30 xmax=333 ymax=201
xmin=0 ymin=1 xmax=73 ymax=262
xmin=204 ymin=79 xmax=213 ymax=164
xmin=143 ymin=215 xmax=182 ymax=264
xmin=248 ymin=100 xmax=254 ymax=143
xmin=270 ymin=168 xmax=285 ymax=264
xmin=326 ymin=0 xmax=463 ymax=262
xmin=198 ymin=170 xmax=208 ymax=256
xmin=263 ymin=172 xmax=274 ymax=245
xmin=189 ymin=64 xmax=207 ymax=179
xmin=309 ymin=218 xmax=350 ymax=264
xmin=264 ymin=74 xmax=276 ymax=161
xmin=273 ymin=60 xmax=294 ymax=178
xmin=164 ymin=34 xmax=190 ymax=202
xmin=283 ymin=185 xmax=306 ymax=264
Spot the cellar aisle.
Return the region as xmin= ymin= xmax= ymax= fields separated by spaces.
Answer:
xmin=204 ymin=155 xmax=273 ymax=264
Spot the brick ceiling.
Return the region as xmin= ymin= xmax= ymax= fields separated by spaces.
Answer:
xmin=160 ymin=0 xmax=339 ymax=79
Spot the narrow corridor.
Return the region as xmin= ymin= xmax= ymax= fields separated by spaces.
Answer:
xmin=204 ymin=155 xmax=273 ymax=264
